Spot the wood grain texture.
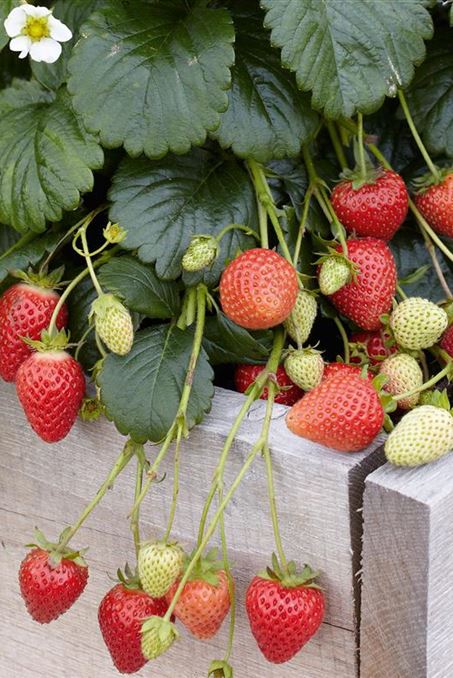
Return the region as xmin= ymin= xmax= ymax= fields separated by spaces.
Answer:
xmin=361 ymin=456 xmax=453 ymax=678
xmin=0 ymin=382 xmax=384 ymax=677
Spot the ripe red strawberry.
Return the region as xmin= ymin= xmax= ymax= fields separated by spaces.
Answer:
xmin=350 ymin=329 xmax=397 ymax=365
xmin=287 ymin=372 xmax=384 ymax=451
xmin=328 ymin=238 xmax=397 ymax=331
xmin=246 ymin=558 xmax=324 ymax=664
xmin=414 ymin=173 xmax=453 ymax=238
xmin=331 ymin=169 xmax=408 ymax=240
xmin=16 ymin=338 xmax=85 ymax=443
xmin=220 ymin=248 xmax=298 ymax=330
xmin=234 ymin=364 xmax=303 ymax=406
xmin=19 ymin=547 xmax=88 ymax=623
xmin=99 ymin=583 xmax=169 ymax=674
xmin=0 ymin=281 xmax=67 ymax=382
xmin=166 ymin=560 xmax=231 ymax=640
xmin=323 ymin=362 xmax=373 ymax=381
xmin=441 ymin=325 xmax=453 ymax=358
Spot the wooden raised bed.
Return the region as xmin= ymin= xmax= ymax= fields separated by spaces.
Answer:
xmin=2 ymin=379 xmax=451 ymax=677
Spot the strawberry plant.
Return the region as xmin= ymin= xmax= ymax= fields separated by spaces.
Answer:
xmin=0 ymin=0 xmax=453 ymax=674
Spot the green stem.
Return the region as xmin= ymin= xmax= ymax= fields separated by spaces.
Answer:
xmin=74 ymin=325 xmax=94 ymax=361
xmin=257 ymin=201 xmax=269 ymax=249
xmin=263 ymin=428 xmax=287 ymax=570
xmin=0 ymin=231 xmax=35 ymax=262
xmin=215 ymin=223 xmax=259 ymax=244
xmin=293 ymin=188 xmax=312 ymax=267
xmin=48 ymin=267 xmax=90 ymax=337
xmin=219 ymin=508 xmax=235 ymax=662
xmin=396 ymin=284 xmax=408 ymax=300
xmin=163 ymin=425 xmax=182 ymax=542
xmin=422 ymin=234 xmax=453 ymax=300
xmin=409 ymin=199 xmax=453 ymax=264
xmin=393 ymin=362 xmax=451 ymax=402
xmin=80 ymin=226 xmax=104 ymax=297
xmin=196 ymin=328 xmax=286 ymax=546
xmin=357 ymin=113 xmax=367 ymax=182
xmin=398 ymin=89 xmax=441 ymax=181
xmin=247 ymin=159 xmax=292 ymax=262
xmin=318 ymin=185 xmax=349 ymax=256
xmin=326 ymin=120 xmax=348 ymax=171
xmin=58 ymin=440 xmax=137 ymax=552
xmin=131 ymin=450 xmax=145 ymax=559
xmin=334 ymin=316 xmax=350 ymax=364
xmin=164 ymin=389 xmax=276 ymax=623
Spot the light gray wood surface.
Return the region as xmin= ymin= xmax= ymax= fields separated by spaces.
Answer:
xmin=0 ymin=381 xmax=384 ymax=677
xmin=361 ymin=457 xmax=453 ymax=678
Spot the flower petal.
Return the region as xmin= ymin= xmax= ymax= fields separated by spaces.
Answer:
xmin=4 ymin=7 xmax=26 ymax=37
xmin=22 ymin=5 xmax=51 ymax=18
xmin=29 ymin=37 xmax=62 ymax=63
xmin=48 ymin=16 xmax=72 ymax=42
xmin=9 ymin=35 xmax=32 ymax=59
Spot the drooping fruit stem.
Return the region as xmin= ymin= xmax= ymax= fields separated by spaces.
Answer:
xmin=393 ymin=361 xmax=452 ymax=402
xmin=57 ymin=439 xmax=139 ymax=552
xmin=326 ymin=120 xmax=348 ymax=171
xmin=163 ymin=424 xmax=183 ymax=543
xmin=79 ymin=223 xmax=104 ymax=297
xmin=129 ymin=284 xmax=208 ymax=520
xmin=293 ymin=187 xmax=313 ymax=267
xmin=357 ymin=113 xmax=367 ymax=183
xmin=263 ymin=429 xmax=288 ymax=570
xmin=247 ymin=159 xmax=293 ymax=262
xmin=334 ymin=316 xmax=350 ymax=364
xmin=397 ymin=89 xmax=441 ymax=183
xmin=131 ymin=449 xmax=145 ymax=559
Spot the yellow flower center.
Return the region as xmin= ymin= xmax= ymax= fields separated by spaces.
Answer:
xmin=23 ymin=17 xmax=49 ymax=41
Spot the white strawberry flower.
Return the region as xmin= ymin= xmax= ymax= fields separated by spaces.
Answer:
xmin=4 ymin=3 xmax=72 ymax=64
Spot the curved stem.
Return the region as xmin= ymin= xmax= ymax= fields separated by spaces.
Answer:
xmin=293 ymin=188 xmax=312 ymax=267
xmin=48 ymin=267 xmax=90 ymax=337
xmin=131 ymin=450 xmax=145 ymax=559
xmin=74 ymin=325 xmax=94 ymax=361
xmin=263 ymin=429 xmax=287 ymax=569
xmin=396 ymin=285 xmax=408 ymax=300
xmin=334 ymin=316 xmax=350 ymax=364
xmin=257 ymin=201 xmax=269 ymax=249
xmin=163 ymin=425 xmax=182 ymax=542
xmin=409 ymin=199 xmax=453 ymax=264
xmin=79 ymin=226 xmax=104 ymax=297
xmin=219 ymin=507 xmax=235 ymax=661
xmin=420 ymin=229 xmax=453 ymax=300
xmin=215 ymin=223 xmax=258 ymax=244
xmin=393 ymin=362 xmax=452 ymax=402
xmin=326 ymin=120 xmax=348 ymax=171
xmin=58 ymin=440 xmax=137 ymax=552
xmin=357 ymin=113 xmax=367 ymax=182
xmin=95 ymin=330 xmax=107 ymax=358
xmin=398 ymin=89 xmax=440 ymax=181
xmin=0 ymin=231 xmax=35 ymax=262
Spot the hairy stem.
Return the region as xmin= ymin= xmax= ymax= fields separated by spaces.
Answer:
xmin=398 ymin=89 xmax=440 ymax=182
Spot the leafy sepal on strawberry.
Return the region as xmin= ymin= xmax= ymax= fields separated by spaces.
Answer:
xmin=208 ymin=659 xmax=234 ymax=678
xmin=182 ymin=547 xmax=224 ymax=587
xmin=141 ymin=616 xmax=179 ymax=660
xmin=12 ymin=265 xmax=65 ymax=290
xmin=412 ymin=166 xmax=453 ymax=193
xmin=258 ymin=553 xmax=322 ymax=591
xmin=21 ymin=328 xmax=71 ymax=353
xmin=25 ymin=528 xmax=88 ymax=568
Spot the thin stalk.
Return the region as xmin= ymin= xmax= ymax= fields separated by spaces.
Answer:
xmin=58 ymin=440 xmax=137 ymax=552
xmin=409 ymin=199 xmax=453 ymax=264
xmin=163 ymin=425 xmax=182 ymax=542
xmin=334 ymin=317 xmax=350 ymax=364
xmin=326 ymin=120 xmax=348 ymax=171
xmin=80 ymin=226 xmax=103 ymax=297
xmin=215 ymin=223 xmax=259 ymax=244
xmin=258 ymin=200 xmax=269 ymax=249
xmin=263 ymin=423 xmax=287 ymax=569
xmin=164 ymin=393 xmax=276 ymax=623
xmin=219 ymin=509 xmax=235 ymax=662
xmin=421 ymin=230 xmax=453 ymax=300
xmin=95 ymin=331 xmax=107 ymax=358
xmin=357 ymin=113 xmax=367 ymax=182
xmin=398 ymin=90 xmax=441 ymax=181
xmin=293 ymin=188 xmax=312 ymax=267
xmin=131 ymin=450 xmax=145 ymax=559
xmin=393 ymin=362 xmax=452 ymax=402
xmin=74 ymin=325 xmax=94 ymax=361
xmin=396 ymin=285 xmax=408 ymax=300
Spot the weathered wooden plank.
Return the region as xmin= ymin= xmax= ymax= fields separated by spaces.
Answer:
xmin=0 ymin=381 xmax=384 ymax=677
xmin=360 ymin=457 xmax=453 ymax=678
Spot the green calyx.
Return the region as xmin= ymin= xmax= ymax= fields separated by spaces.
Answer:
xmin=103 ymin=221 xmax=127 ymax=244
xmin=26 ymin=528 xmax=88 ymax=568
xmin=115 ymin=562 xmax=142 ymax=591
xmin=316 ymin=248 xmax=357 ymax=295
xmin=21 ymin=328 xmax=71 ymax=353
xmin=258 ymin=553 xmax=321 ymax=590
xmin=183 ymin=547 xmax=224 ymax=586
xmin=208 ymin=660 xmax=234 ymax=678
xmin=12 ymin=265 xmax=65 ymax=290
xmin=141 ymin=616 xmax=179 ymax=660
xmin=418 ymin=389 xmax=451 ymax=412
xmin=412 ymin=167 xmax=453 ymax=193
xmin=339 ymin=140 xmax=385 ymax=189
xmin=79 ymin=396 xmax=104 ymax=422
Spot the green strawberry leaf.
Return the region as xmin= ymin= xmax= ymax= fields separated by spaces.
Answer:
xmin=66 ymin=274 xmax=99 ymax=370
xmin=0 ymin=227 xmax=61 ymax=284
xmin=98 ymin=255 xmax=180 ymax=319
xmin=31 ymin=0 xmax=104 ymax=91
xmin=405 ymin=31 xmax=453 ymax=158
xmin=212 ymin=2 xmax=318 ymax=162
xmin=68 ymin=0 xmax=234 ymax=158
xmin=108 ymin=147 xmax=257 ymax=283
xmin=98 ymin=324 xmax=214 ymax=442
xmin=203 ymin=311 xmax=272 ymax=365
xmin=0 ymin=81 xmax=103 ymax=233
xmin=390 ymin=227 xmax=453 ymax=302
xmin=260 ymin=0 xmax=433 ymax=119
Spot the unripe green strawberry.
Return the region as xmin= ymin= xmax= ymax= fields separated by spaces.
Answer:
xmin=182 ymin=236 xmax=218 ymax=272
xmin=91 ymin=293 xmax=134 ymax=356
xmin=318 ymin=256 xmax=351 ymax=295
xmin=141 ymin=617 xmax=178 ymax=660
xmin=390 ymin=297 xmax=448 ymax=350
xmin=138 ymin=541 xmax=184 ymax=598
xmin=284 ymin=349 xmax=324 ymax=391
xmin=284 ymin=290 xmax=317 ymax=346
xmin=378 ymin=353 xmax=423 ymax=410
xmin=385 ymin=405 xmax=453 ymax=467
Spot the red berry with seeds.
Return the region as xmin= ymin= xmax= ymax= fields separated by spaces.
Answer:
xmin=235 ymin=364 xmax=303 ymax=405
xmin=19 ymin=547 xmax=88 ymax=624
xmin=0 ymin=282 xmax=67 ymax=382
xmin=328 ymin=238 xmax=397 ymax=331
xmin=331 ymin=169 xmax=408 ymax=240
xmin=323 ymin=362 xmax=373 ymax=381
xmin=441 ymin=325 xmax=453 ymax=358
xmin=220 ymin=248 xmax=298 ymax=330
xmin=414 ymin=173 xmax=453 ymax=238
xmin=351 ymin=329 xmax=397 ymax=365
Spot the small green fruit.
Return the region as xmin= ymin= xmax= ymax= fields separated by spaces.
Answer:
xmin=379 ymin=353 xmax=423 ymax=410
xmin=390 ymin=297 xmax=448 ymax=350
xmin=284 ymin=290 xmax=317 ymax=347
xmin=319 ymin=256 xmax=351 ymax=295
xmin=141 ymin=617 xmax=179 ymax=660
xmin=385 ymin=405 xmax=453 ymax=467
xmin=91 ymin=293 xmax=134 ymax=356
xmin=284 ymin=348 xmax=324 ymax=391
xmin=182 ymin=236 xmax=218 ymax=272
xmin=138 ymin=541 xmax=184 ymax=598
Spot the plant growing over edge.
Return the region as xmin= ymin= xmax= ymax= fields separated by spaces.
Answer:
xmin=0 ymin=0 xmax=453 ymax=675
